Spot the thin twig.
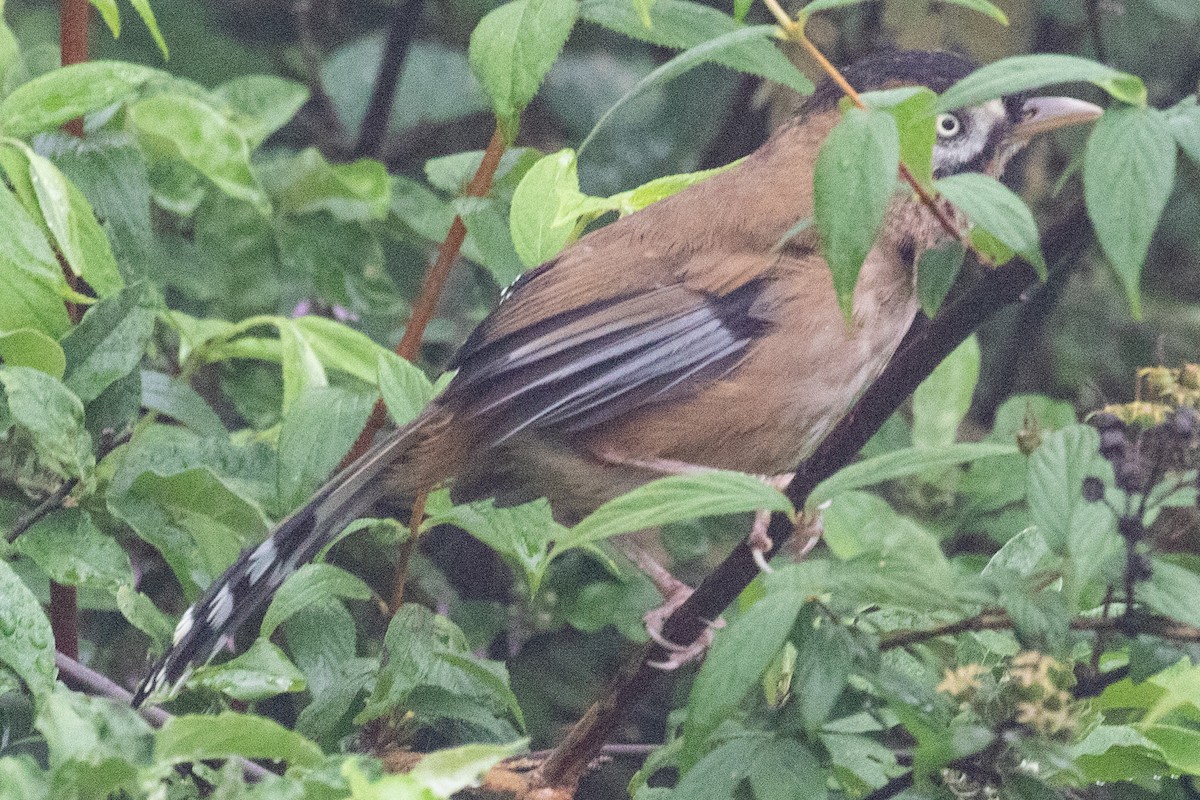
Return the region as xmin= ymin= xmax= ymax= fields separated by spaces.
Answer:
xmin=352 ymin=2 xmax=420 ymax=158
xmin=6 ymin=478 xmax=78 ymax=542
xmin=1082 ymin=0 xmax=1108 ymax=63
xmin=54 ymin=651 xmax=275 ymax=782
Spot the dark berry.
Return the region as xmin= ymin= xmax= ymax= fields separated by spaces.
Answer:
xmin=1118 ymin=516 xmax=1145 ymax=542
xmin=1099 ymin=428 xmax=1128 ymax=461
xmin=1171 ymin=407 xmax=1197 ymax=439
xmin=1091 ymin=412 xmax=1124 ymax=432
xmin=1081 ymin=477 xmax=1105 ymax=502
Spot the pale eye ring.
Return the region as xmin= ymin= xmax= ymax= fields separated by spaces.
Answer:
xmin=936 ymin=113 xmax=962 ymax=138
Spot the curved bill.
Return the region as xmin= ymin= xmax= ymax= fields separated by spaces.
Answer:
xmin=1013 ymin=96 xmax=1104 ymax=140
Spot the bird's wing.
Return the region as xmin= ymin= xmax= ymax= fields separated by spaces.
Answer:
xmin=444 ymin=258 xmax=775 ymax=445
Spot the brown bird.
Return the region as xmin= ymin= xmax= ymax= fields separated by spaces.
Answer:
xmin=133 ymin=50 xmax=1102 ymax=705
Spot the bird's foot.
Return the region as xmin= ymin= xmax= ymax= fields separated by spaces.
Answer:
xmin=643 ymin=582 xmax=724 ymax=670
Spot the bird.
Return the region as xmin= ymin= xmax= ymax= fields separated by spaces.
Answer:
xmin=133 ymin=49 xmax=1102 ymax=706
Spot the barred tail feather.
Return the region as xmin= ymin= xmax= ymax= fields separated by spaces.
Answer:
xmin=132 ymin=424 xmax=424 ymax=707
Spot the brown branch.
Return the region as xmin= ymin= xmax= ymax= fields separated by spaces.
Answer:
xmin=55 ymin=651 xmax=275 ymax=782
xmin=6 ymin=478 xmax=78 ymax=542
xmin=351 ymin=1 xmax=420 ymax=158
xmin=340 ymin=124 xmax=508 ymax=468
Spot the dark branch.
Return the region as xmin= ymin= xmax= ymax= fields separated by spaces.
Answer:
xmin=352 ymin=2 xmax=420 ymax=158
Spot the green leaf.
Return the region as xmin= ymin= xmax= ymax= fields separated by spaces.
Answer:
xmin=2 ymin=142 xmax=124 ymax=298
xmin=456 ymin=195 xmax=526 ymax=285
xmin=129 ymin=93 xmax=270 ymax=213
xmin=115 ymin=584 xmax=174 ymax=648
xmin=1072 ymin=724 xmax=1165 ymax=782
xmin=1143 ymin=724 xmax=1200 ymax=773
xmin=126 ymin=0 xmax=169 ymax=59
xmin=277 ymin=318 xmax=328 ymax=413
xmin=0 ymin=61 xmax=162 ymax=137
xmin=683 ymin=585 xmax=807 ymax=767
xmin=1027 ymin=425 xmax=1121 ymax=610
xmin=89 ymin=0 xmax=120 ymax=38
xmin=261 ymin=563 xmax=374 ymax=639
xmin=0 ymin=329 xmax=65 ymax=377
xmin=1083 ymin=106 xmax=1177 ymax=318
xmin=272 ymin=148 xmax=390 ymax=221
xmin=14 ymin=509 xmax=134 ymax=592
xmin=912 ymin=335 xmax=980 ymax=448
xmin=156 ymin=711 xmax=323 ymax=767
xmin=406 ymin=741 xmax=528 ymax=797
xmin=802 ymin=0 xmax=1006 ymax=22
xmin=790 ymin=609 xmax=853 ymax=730
xmin=578 ymin=24 xmax=780 ymax=156
xmin=745 ymin=738 xmax=828 ymax=800
xmin=863 ymin=87 xmax=938 ymax=188
xmin=468 ymin=0 xmax=578 ymax=134
xmin=378 ymin=351 xmax=435 ymax=426
xmin=60 ymin=282 xmax=160 ymax=403
xmin=810 ymin=441 xmax=1017 ymax=506
xmin=813 ymin=107 xmax=900 ymax=317
xmin=579 ymin=0 xmax=812 ymax=95
xmin=0 ymin=559 xmax=56 ymax=702
xmin=426 ymin=496 xmax=560 ymax=594
xmin=916 ymin=241 xmax=965 ymax=317
xmin=0 ymin=183 xmax=71 ymax=338
xmin=1165 ymin=98 xmax=1200 ymax=166
xmin=509 ymin=148 xmax=581 ymax=266
xmin=108 ymin=467 xmax=269 ymax=599
xmin=34 ymin=685 xmax=151 ymax=781
xmin=276 ymin=386 xmax=374 ymax=511
xmin=190 ymin=639 xmax=307 ymax=701
xmin=0 ymin=366 xmax=93 ymax=481
xmin=139 ymin=370 xmax=225 ymax=435
xmin=937 ymin=55 xmax=1146 ymax=110
xmin=1141 ymin=559 xmax=1200 ymax=629
xmin=290 ymin=314 xmax=393 ymax=386
xmin=936 ymin=172 xmax=1046 ymax=276
xmin=213 ymin=75 xmax=308 ymax=147
xmin=553 ymin=471 xmax=793 ymax=554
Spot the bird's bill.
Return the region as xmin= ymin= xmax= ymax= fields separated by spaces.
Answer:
xmin=1013 ymin=96 xmax=1104 ymax=140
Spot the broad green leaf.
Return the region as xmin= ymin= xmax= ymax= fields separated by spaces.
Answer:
xmin=190 ymin=639 xmax=307 ymax=701
xmin=129 ymin=93 xmax=270 ymax=213
xmin=1143 ymin=724 xmax=1200 ymax=773
xmin=291 ymin=314 xmax=393 ymax=385
xmin=276 ymin=386 xmax=374 ymax=510
xmin=802 ymin=0 xmax=1006 ymax=22
xmin=1027 ymin=425 xmax=1121 ymax=609
xmin=456 ymin=195 xmax=526 ymax=285
xmin=0 ymin=183 xmax=71 ymax=337
xmin=34 ymin=685 xmax=151 ymax=779
xmin=286 ymin=602 xmax=376 ymax=745
xmin=60 ymin=282 xmax=160 ymax=403
xmin=578 ymin=24 xmax=779 ymax=156
xmin=0 ymin=366 xmax=93 ymax=481
xmin=14 ymin=509 xmax=134 ymax=592
xmin=1141 ymin=559 xmax=1200 ymax=629
xmin=261 ymin=563 xmax=374 ymax=639
xmin=108 ymin=467 xmax=269 ymax=599
xmin=916 ymin=241 xmax=965 ymax=317
xmin=0 ymin=8 xmax=19 ymax=98
xmin=509 ymin=148 xmax=581 ymax=266
xmin=127 ymin=0 xmax=169 ymax=59
xmin=790 ymin=608 xmax=853 ymax=730
xmin=912 ymin=335 xmax=980 ymax=448
xmin=156 ymin=711 xmax=323 ymax=767
xmin=0 ymin=559 xmax=56 ymax=702
xmin=426 ymin=496 xmax=560 ymax=594
xmin=813 ymin=107 xmax=899 ymax=317
xmin=277 ymin=318 xmax=327 ymax=413
xmin=1083 ymin=106 xmax=1176 ymax=317
xmin=618 ymin=161 xmax=733 ymax=212
xmin=0 ymin=755 xmax=48 ymax=800
xmin=140 ymin=370 xmax=225 ymax=435
xmin=468 ymin=0 xmax=578 ymax=135
xmin=554 ymin=471 xmax=793 ymax=554
xmin=378 ymin=351 xmax=435 ymax=426
xmin=0 ymin=329 xmax=65 ymax=377
xmin=675 ymin=737 xmax=760 ymax=796
xmin=1164 ymin=98 xmax=1200 ymax=165
xmin=115 ymin=585 xmax=174 ymax=647
xmin=579 ymin=0 xmax=812 ymax=95
xmin=391 ymin=174 xmax=456 ymax=244
xmin=2 ymin=142 xmax=124 ymax=298
xmin=937 ymin=55 xmax=1145 ymax=110
xmin=810 ymin=441 xmax=1017 ymax=506
xmin=406 ymin=741 xmax=528 ymax=797
xmin=0 ymin=61 xmax=161 ymax=137
xmin=683 ymin=585 xmax=807 ymax=767
xmin=936 ymin=172 xmax=1046 ymax=276
xmin=863 ymin=87 xmax=938 ymax=188
xmin=745 ymin=739 xmax=828 ymax=800
xmin=271 ymin=148 xmax=390 ymax=221
xmin=213 ymin=75 xmax=308 ymax=147
xmin=1072 ymin=724 xmax=1165 ymax=782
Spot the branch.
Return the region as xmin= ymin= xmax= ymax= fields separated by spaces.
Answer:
xmin=6 ymin=478 xmax=78 ymax=542
xmin=351 ymin=2 xmax=420 ymax=158
xmin=54 ymin=651 xmax=275 ymax=782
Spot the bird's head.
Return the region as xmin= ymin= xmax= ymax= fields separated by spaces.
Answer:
xmin=803 ymin=50 xmax=1103 ymax=179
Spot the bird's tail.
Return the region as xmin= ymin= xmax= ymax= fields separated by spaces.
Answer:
xmin=132 ymin=421 xmax=428 ymax=707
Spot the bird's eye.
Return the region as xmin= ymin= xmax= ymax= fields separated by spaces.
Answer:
xmin=936 ymin=113 xmax=962 ymax=138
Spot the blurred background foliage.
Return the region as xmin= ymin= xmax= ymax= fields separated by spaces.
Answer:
xmin=0 ymin=0 xmax=1198 ymax=796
